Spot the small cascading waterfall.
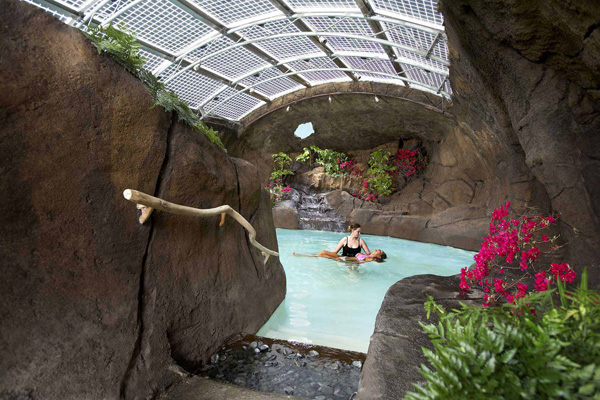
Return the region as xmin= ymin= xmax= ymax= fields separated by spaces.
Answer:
xmin=297 ymin=192 xmax=346 ymax=232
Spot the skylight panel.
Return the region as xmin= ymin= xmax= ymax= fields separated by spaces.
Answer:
xmin=255 ymin=36 xmax=324 ymax=59
xmin=371 ymin=0 xmax=443 ymax=26
xmin=432 ymin=39 xmax=449 ymax=61
xmin=240 ymin=19 xmax=303 ymax=39
xmin=404 ymin=67 xmax=447 ymax=92
xmin=139 ymin=49 xmax=166 ymax=72
xmin=187 ymin=0 xmax=281 ymax=27
xmin=287 ymin=57 xmax=351 ymax=84
xmin=204 ymin=87 xmax=265 ymax=121
xmin=162 ymin=65 xmax=227 ymax=109
xmin=342 ymin=56 xmax=400 ymax=82
xmin=325 ymin=36 xmax=385 ymax=54
xmin=302 ymin=16 xmax=385 ymax=54
xmin=109 ymin=0 xmax=215 ymax=54
xmin=91 ymin=0 xmax=135 ymax=22
xmin=394 ymin=48 xmax=447 ymax=71
xmin=51 ymin=0 xmax=88 ymax=11
xmin=236 ymin=20 xmax=322 ymax=60
xmin=189 ymin=38 xmax=271 ymax=80
xmin=282 ymin=0 xmax=360 ymax=12
xmin=239 ymin=68 xmax=304 ymax=98
xmin=303 ymin=16 xmax=375 ymax=37
xmin=380 ymin=21 xmax=433 ymax=53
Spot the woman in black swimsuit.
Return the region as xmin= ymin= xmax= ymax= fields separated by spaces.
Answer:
xmin=334 ymin=223 xmax=371 ymax=257
xmin=292 ymin=223 xmax=385 ymax=262
xmin=295 ymin=223 xmax=372 ymax=260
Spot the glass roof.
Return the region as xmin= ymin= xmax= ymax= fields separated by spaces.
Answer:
xmin=26 ymin=0 xmax=451 ymax=122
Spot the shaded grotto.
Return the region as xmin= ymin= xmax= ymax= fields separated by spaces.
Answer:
xmin=1 ymin=0 xmax=599 ymax=399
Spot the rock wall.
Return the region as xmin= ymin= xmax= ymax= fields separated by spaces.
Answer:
xmin=223 ymin=85 xmax=456 ymax=184
xmin=225 ymin=1 xmax=600 ymax=283
xmin=439 ymin=0 xmax=600 ymax=285
xmin=0 ymin=2 xmax=285 ymax=399
xmin=357 ymin=275 xmax=482 ymax=400
xmin=226 ymin=84 xmax=550 ymax=252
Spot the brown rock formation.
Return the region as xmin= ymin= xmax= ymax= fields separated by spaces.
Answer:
xmin=222 ymin=85 xmax=456 ymax=183
xmin=223 ymin=1 xmax=600 ymax=286
xmin=0 ymin=1 xmax=285 ymax=399
xmin=439 ymin=0 xmax=600 ymax=286
xmin=356 ymin=275 xmax=483 ymax=400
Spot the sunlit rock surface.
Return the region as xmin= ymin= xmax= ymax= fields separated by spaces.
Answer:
xmin=224 ymin=0 xmax=600 ymax=285
xmin=440 ymin=0 xmax=600 ymax=286
xmin=0 ymin=1 xmax=285 ymax=399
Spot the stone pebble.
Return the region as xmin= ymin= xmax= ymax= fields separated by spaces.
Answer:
xmin=203 ymin=342 xmax=362 ymax=400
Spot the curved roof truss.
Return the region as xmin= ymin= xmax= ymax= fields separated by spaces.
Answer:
xmin=202 ymin=66 xmax=448 ymax=119
xmin=25 ymin=0 xmax=451 ymax=122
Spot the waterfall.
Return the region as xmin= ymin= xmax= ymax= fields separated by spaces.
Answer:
xmin=297 ymin=192 xmax=346 ymax=232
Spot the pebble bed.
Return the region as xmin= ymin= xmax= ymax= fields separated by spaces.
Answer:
xmin=200 ymin=335 xmax=365 ymax=400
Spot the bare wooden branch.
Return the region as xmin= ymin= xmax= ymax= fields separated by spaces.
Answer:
xmin=123 ymin=189 xmax=279 ymax=258
xmin=135 ymin=204 xmax=154 ymax=224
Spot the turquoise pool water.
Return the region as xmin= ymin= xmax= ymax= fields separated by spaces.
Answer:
xmin=257 ymin=229 xmax=476 ymax=353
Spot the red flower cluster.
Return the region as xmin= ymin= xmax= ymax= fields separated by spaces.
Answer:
xmin=460 ymin=201 xmax=572 ymax=307
xmin=550 ymin=262 xmax=576 ymax=283
xmin=338 ymin=160 xmax=361 ymax=175
xmin=266 ymin=183 xmax=292 ymax=203
xmin=394 ymin=148 xmax=427 ymax=178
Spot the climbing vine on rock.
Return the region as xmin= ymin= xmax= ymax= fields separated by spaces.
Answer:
xmin=365 ymin=149 xmax=397 ymax=197
xmin=86 ymin=24 xmax=224 ymax=149
xmin=267 ymin=152 xmax=294 ymax=204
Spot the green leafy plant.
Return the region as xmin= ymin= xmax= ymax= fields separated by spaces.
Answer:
xmin=405 ymin=270 xmax=600 ymax=400
xmin=86 ymin=23 xmax=146 ymax=73
xmin=365 ymin=149 xmax=397 ymax=197
xmin=270 ymin=152 xmax=294 ymax=182
xmin=86 ymin=24 xmax=224 ymax=149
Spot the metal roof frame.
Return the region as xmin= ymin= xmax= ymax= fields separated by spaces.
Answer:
xmin=25 ymin=0 xmax=452 ymax=122
xmin=201 ymin=66 xmax=449 ymax=118
xmin=196 ymin=52 xmax=448 ymax=109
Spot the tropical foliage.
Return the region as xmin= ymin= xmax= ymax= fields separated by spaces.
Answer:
xmin=405 ymin=273 xmax=600 ymax=400
xmin=86 ymin=24 xmax=224 ymax=148
xmin=365 ymin=149 xmax=397 ymax=197
xmin=296 ymin=145 xmax=348 ymax=176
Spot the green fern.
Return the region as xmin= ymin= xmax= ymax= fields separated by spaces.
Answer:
xmin=405 ymin=270 xmax=600 ymax=400
xmin=85 ymin=24 xmax=225 ymax=150
xmin=86 ymin=23 xmax=146 ymax=73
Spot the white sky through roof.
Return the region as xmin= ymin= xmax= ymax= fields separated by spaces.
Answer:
xmin=24 ymin=0 xmax=451 ymax=122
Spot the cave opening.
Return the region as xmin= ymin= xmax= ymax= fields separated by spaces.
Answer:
xmin=294 ymin=122 xmax=314 ymax=139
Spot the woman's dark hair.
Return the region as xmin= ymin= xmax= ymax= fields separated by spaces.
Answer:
xmin=374 ymin=251 xmax=387 ymax=262
xmin=347 ymin=223 xmax=361 ymax=232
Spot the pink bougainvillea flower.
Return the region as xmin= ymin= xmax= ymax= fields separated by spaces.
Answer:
xmin=534 ymin=271 xmax=549 ymax=292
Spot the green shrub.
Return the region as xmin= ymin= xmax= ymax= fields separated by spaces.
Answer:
xmin=405 ymin=271 xmax=600 ymax=400
xmin=366 ymin=149 xmax=396 ymax=196
xmin=296 ymin=146 xmax=317 ymax=167
xmin=270 ymin=152 xmax=294 ymax=182
xmin=296 ymin=145 xmax=347 ymax=176
xmin=86 ymin=24 xmax=224 ymax=149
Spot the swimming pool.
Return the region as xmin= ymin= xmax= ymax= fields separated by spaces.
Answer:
xmin=257 ymin=229 xmax=476 ymax=353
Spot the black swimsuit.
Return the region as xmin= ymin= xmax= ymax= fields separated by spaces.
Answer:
xmin=341 ymin=236 xmax=361 ymax=257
